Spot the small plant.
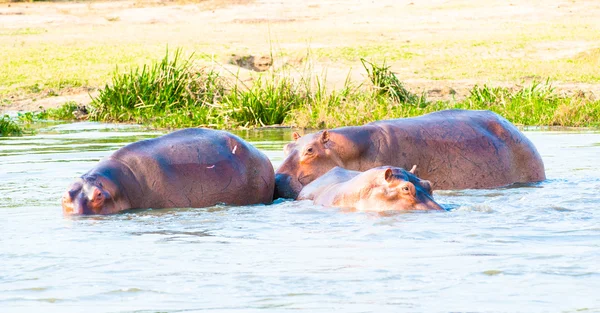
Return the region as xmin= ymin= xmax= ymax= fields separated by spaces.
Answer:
xmin=17 ymin=111 xmax=37 ymax=124
xmin=45 ymin=101 xmax=83 ymax=120
xmin=0 ymin=115 xmax=22 ymax=136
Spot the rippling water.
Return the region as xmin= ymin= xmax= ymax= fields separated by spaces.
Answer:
xmin=1 ymin=122 xmax=599 ymax=313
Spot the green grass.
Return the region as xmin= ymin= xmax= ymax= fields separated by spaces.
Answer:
xmin=0 ymin=43 xmax=215 ymax=98
xmin=361 ymin=58 xmax=426 ymax=106
xmin=89 ymin=48 xmax=228 ymax=128
xmin=88 ymin=49 xmax=326 ymax=128
xmin=82 ymin=49 xmax=600 ymax=129
xmin=44 ymin=101 xmax=82 ymax=120
xmin=222 ymin=75 xmax=303 ymax=127
xmin=0 ymin=115 xmax=23 ymax=136
xmin=287 ymin=78 xmax=600 ymax=129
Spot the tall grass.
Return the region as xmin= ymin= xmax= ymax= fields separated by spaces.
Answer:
xmin=361 ymin=58 xmax=426 ymax=107
xmin=90 ymin=48 xmax=225 ymax=127
xmin=459 ymin=80 xmax=558 ymax=125
xmin=0 ymin=115 xmax=22 ymax=136
xmin=222 ymin=76 xmax=302 ymax=127
xmin=85 ymin=49 xmax=600 ymax=130
xmin=288 ymin=80 xmax=600 ymax=129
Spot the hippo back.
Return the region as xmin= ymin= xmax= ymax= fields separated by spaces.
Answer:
xmin=298 ymin=167 xmax=359 ymax=200
xmin=108 ymin=128 xmax=274 ymax=208
xmin=369 ymin=109 xmax=545 ymax=189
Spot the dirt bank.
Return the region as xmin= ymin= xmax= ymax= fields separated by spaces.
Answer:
xmin=1 ymin=0 xmax=599 ymax=112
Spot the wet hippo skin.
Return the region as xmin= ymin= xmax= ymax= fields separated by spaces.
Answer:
xmin=298 ymin=166 xmax=444 ymax=212
xmin=62 ymin=128 xmax=275 ymax=215
xmin=275 ymin=109 xmax=546 ymax=199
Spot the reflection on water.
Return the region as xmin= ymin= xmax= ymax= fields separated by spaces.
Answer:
xmin=1 ymin=122 xmax=599 ymax=312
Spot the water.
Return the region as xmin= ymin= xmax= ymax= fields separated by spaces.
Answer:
xmin=1 ymin=122 xmax=599 ymax=313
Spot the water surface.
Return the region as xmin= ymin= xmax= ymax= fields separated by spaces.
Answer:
xmin=1 ymin=123 xmax=599 ymax=312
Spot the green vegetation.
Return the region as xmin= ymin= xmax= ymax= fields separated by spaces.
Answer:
xmin=223 ymin=76 xmax=302 ymax=127
xmin=80 ymin=49 xmax=600 ymax=129
xmin=0 ymin=43 xmax=169 ymax=98
xmin=0 ymin=102 xmax=87 ymax=137
xmin=361 ymin=59 xmax=425 ymax=106
xmin=14 ymin=101 xmax=81 ymax=123
xmin=89 ymin=49 xmax=308 ymax=128
xmin=289 ymin=81 xmax=600 ymax=129
xmin=43 ymin=101 xmax=83 ymax=120
xmin=90 ymin=49 xmax=224 ymax=128
xmin=0 ymin=115 xmax=22 ymax=136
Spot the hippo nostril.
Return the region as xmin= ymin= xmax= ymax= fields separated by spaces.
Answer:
xmin=68 ymin=189 xmax=81 ymax=201
xmin=80 ymin=202 xmax=94 ymax=215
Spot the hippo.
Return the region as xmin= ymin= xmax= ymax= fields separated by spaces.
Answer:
xmin=298 ymin=166 xmax=444 ymax=212
xmin=275 ymin=109 xmax=545 ymax=199
xmin=62 ymin=128 xmax=275 ymax=215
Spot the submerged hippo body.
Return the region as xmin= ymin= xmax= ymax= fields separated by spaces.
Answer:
xmin=62 ymin=128 xmax=275 ymax=215
xmin=298 ymin=166 xmax=444 ymax=212
xmin=276 ymin=109 xmax=545 ymax=199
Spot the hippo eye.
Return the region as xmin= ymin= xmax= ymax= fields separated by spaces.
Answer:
xmin=402 ymin=186 xmax=410 ymax=192
xmin=305 ymin=147 xmax=314 ymax=154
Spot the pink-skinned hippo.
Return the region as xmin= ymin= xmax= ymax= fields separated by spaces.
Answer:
xmin=62 ymin=128 xmax=274 ymax=215
xmin=298 ymin=166 xmax=444 ymax=212
xmin=275 ymin=109 xmax=545 ymax=199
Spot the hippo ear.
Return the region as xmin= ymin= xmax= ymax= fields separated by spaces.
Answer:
xmin=409 ymin=165 xmax=417 ymax=174
xmin=384 ymin=168 xmax=394 ymax=183
xmin=420 ymin=179 xmax=434 ymax=195
xmin=320 ymin=130 xmax=329 ymax=144
xmin=292 ymin=132 xmax=301 ymax=141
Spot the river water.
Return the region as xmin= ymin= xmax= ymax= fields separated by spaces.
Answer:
xmin=0 ymin=122 xmax=599 ymax=313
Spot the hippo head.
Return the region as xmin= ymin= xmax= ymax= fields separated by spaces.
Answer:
xmin=275 ymin=130 xmax=342 ymax=199
xmin=62 ymin=174 xmax=129 ymax=215
xmin=356 ymin=166 xmax=443 ymax=212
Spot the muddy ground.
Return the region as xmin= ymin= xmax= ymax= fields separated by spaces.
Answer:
xmin=1 ymin=0 xmax=600 ymax=112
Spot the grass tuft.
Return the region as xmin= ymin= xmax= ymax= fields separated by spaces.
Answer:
xmin=0 ymin=115 xmax=23 ymax=136
xmin=361 ymin=58 xmax=426 ymax=107
xmin=90 ymin=48 xmax=226 ymax=127
xmin=223 ymin=76 xmax=301 ymax=127
xmin=45 ymin=101 xmax=84 ymax=120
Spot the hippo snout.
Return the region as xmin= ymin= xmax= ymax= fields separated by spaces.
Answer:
xmin=62 ymin=188 xmax=100 ymax=215
xmin=274 ymin=173 xmax=301 ymax=199
xmin=62 ymin=191 xmax=88 ymax=215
